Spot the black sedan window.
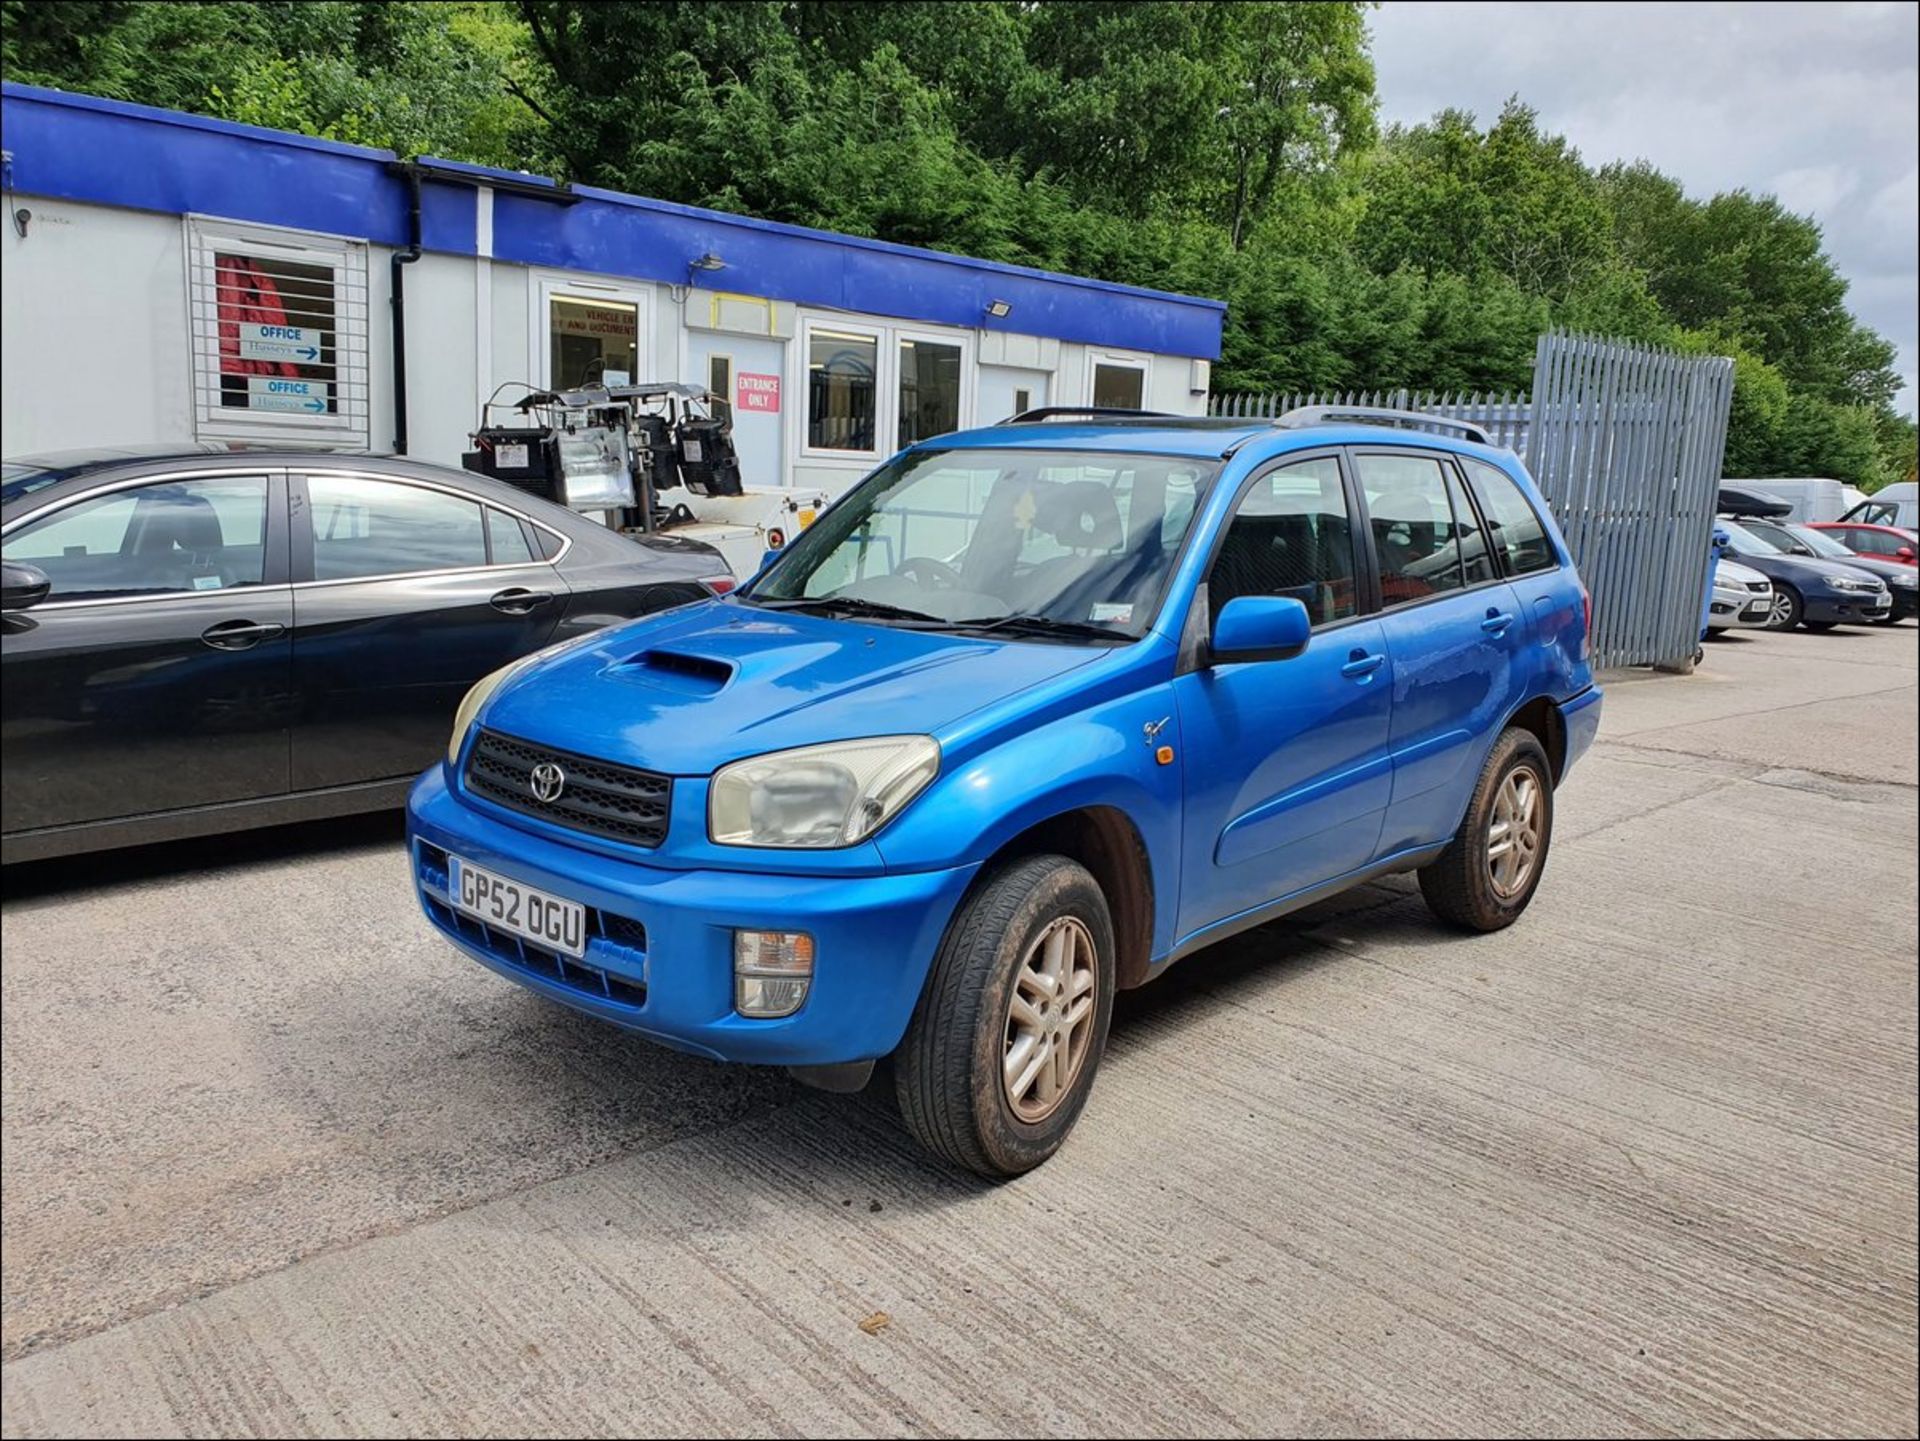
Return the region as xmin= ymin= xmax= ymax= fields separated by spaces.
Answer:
xmin=308 ymin=476 xmax=489 ymax=581
xmin=3 ymin=475 xmax=269 ymax=601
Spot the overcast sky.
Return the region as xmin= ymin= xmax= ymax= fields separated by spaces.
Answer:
xmin=1369 ymin=0 xmax=1920 ymax=413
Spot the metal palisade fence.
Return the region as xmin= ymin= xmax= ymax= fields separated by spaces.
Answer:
xmin=1209 ymin=331 xmax=1735 ymax=669
xmin=1209 ymin=386 xmax=1534 ymax=450
xmin=1523 ymin=331 xmax=1734 ymax=669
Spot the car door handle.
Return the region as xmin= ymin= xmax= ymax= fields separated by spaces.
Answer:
xmin=1481 ymin=609 xmax=1516 ymax=634
xmin=489 ymin=588 xmax=555 ymax=615
xmin=1340 ymin=650 xmax=1386 ymax=680
xmin=200 ymin=619 xmax=286 ymax=650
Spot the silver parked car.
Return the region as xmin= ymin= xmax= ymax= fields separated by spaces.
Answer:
xmin=1707 ymin=558 xmax=1775 ymax=630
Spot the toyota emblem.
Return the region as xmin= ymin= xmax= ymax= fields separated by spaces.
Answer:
xmin=529 ymin=761 xmax=566 ymax=803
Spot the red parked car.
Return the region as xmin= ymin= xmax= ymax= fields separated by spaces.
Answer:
xmin=1807 ymin=522 xmax=1917 ymax=565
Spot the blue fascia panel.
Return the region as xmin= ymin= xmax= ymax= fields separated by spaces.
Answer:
xmin=496 ymin=190 xmax=1224 ymax=358
xmin=3 ymin=82 xmax=1224 ymax=359
xmin=2 ymin=84 xmax=474 ymax=253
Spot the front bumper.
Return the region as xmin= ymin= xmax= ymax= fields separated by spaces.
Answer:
xmin=1805 ymin=589 xmax=1894 ymax=624
xmin=1708 ymin=590 xmax=1774 ymax=629
xmin=407 ymin=766 xmax=979 ymax=1066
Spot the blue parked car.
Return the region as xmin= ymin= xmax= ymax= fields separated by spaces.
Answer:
xmin=408 ymin=406 xmax=1601 ymax=1175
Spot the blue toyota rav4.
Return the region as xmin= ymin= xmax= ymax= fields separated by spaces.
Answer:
xmin=408 ymin=406 xmax=1601 ymax=1176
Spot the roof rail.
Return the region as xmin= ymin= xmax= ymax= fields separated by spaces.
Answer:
xmin=1000 ymin=406 xmax=1179 ymax=424
xmin=1276 ymin=405 xmax=1491 ymax=447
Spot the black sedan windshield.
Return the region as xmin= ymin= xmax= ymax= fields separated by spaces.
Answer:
xmin=746 ymin=447 xmax=1215 ymax=639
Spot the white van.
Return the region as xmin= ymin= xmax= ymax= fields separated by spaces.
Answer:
xmin=1731 ymin=477 xmax=1850 ymax=522
xmin=1840 ymin=481 xmax=1918 ymax=530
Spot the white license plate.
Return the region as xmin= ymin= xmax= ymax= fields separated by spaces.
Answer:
xmin=449 ymin=855 xmax=587 ymax=958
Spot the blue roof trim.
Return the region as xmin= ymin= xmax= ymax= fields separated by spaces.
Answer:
xmin=0 ymin=82 xmax=397 ymax=161
xmin=1 ymin=82 xmax=1225 ymax=359
xmin=1 ymin=83 xmax=475 ymax=253
xmin=559 ymin=181 xmax=1224 ymax=311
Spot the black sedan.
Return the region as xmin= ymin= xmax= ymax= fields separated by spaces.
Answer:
xmin=1 ymin=446 xmax=731 ymax=862
xmin=1735 ymin=516 xmax=1917 ymax=624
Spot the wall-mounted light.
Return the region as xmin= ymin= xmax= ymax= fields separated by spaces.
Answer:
xmin=690 ymin=251 xmax=727 ymax=273
xmin=984 ymin=298 xmax=1013 ymax=319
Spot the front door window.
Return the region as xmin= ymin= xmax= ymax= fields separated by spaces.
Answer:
xmin=3 ymin=474 xmax=270 ymax=602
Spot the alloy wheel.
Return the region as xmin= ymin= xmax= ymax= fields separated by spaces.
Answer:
xmin=1486 ymin=765 xmax=1544 ymax=900
xmin=1002 ymin=916 xmax=1099 ymax=1123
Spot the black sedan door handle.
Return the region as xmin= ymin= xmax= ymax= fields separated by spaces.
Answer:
xmin=490 ymin=588 xmax=555 ymax=615
xmin=201 ymin=619 xmax=286 ymax=651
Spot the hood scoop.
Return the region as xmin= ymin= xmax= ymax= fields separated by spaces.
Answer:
xmin=622 ymin=647 xmax=735 ymax=695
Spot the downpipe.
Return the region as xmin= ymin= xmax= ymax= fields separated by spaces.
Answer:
xmin=389 ymin=164 xmax=423 ymax=454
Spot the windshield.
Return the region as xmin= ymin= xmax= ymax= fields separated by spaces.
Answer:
xmin=1784 ymin=523 xmax=1857 ymax=558
xmin=744 ymin=447 xmax=1215 ymax=639
xmin=1718 ymin=520 xmax=1786 ymax=558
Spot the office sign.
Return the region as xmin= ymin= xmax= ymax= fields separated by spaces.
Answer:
xmin=237 ymin=323 xmax=321 ymax=362
xmin=246 ymin=376 xmax=328 ymax=414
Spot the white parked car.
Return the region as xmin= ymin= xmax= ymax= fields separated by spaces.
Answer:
xmin=1707 ymin=558 xmax=1775 ymax=630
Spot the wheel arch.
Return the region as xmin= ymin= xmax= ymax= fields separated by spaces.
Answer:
xmin=965 ymin=805 xmax=1157 ymax=991
xmin=1502 ymin=694 xmax=1568 ymax=783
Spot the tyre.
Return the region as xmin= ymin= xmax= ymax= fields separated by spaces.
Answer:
xmin=1766 ymin=584 xmax=1803 ymax=630
xmin=1803 ymin=620 xmax=1837 ymax=632
xmin=1419 ymin=728 xmax=1555 ymax=933
xmin=895 ymin=855 xmax=1115 ymax=1177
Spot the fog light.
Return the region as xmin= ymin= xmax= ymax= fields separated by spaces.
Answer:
xmin=734 ymin=930 xmax=814 ymax=1018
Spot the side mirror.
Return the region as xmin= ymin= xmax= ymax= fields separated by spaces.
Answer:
xmin=757 ymin=548 xmax=782 ymax=575
xmin=1210 ymin=595 xmax=1311 ymax=664
xmin=1791 ymin=545 xmax=1814 ymax=557
xmin=1 ymin=561 xmax=51 ymax=612
xmin=1898 ymin=547 xmax=1915 ymax=562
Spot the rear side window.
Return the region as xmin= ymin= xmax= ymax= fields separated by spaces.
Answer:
xmin=1354 ymin=454 xmax=1466 ymax=603
xmin=1462 ymin=458 xmax=1556 ymax=575
xmin=308 ymin=475 xmax=487 ymax=581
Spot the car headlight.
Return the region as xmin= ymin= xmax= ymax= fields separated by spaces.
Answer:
xmin=1892 ymin=572 xmax=1917 ymax=589
xmin=709 ymin=736 xmax=939 ymax=848
xmin=1830 ymin=575 xmax=1880 ymax=592
xmin=446 ymin=630 xmax=606 ymax=765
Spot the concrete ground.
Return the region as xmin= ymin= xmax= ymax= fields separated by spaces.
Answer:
xmin=2 ymin=623 xmax=1914 ymax=1438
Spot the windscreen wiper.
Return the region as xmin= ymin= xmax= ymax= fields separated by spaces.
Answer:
xmin=748 ymin=595 xmax=944 ymax=624
xmin=945 ymin=613 xmax=1129 ymax=643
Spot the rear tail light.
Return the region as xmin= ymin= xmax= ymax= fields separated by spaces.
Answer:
xmin=701 ymin=575 xmax=737 ymax=595
xmin=1580 ymin=585 xmax=1593 ymax=660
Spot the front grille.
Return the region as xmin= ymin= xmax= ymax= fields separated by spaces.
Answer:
xmin=464 ymin=728 xmax=671 ymax=847
xmin=415 ymin=840 xmax=648 ymax=1009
